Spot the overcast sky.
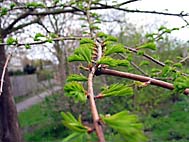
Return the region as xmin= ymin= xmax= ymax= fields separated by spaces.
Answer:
xmin=124 ymin=0 xmax=189 ymax=41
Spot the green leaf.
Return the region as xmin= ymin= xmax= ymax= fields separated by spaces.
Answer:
xmin=158 ymin=26 xmax=167 ymax=31
xmin=98 ymin=57 xmax=130 ymax=67
xmin=10 ymin=3 xmax=16 ymax=9
xmin=61 ymin=112 xmax=87 ymax=133
xmin=49 ymin=33 xmax=58 ymax=38
xmin=24 ymin=44 xmax=31 ymax=49
xmin=174 ymin=76 xmax=189 ymax=93
xmin=67 ymin=74 xmax=87 ymax=82
xmin=105 ymin=35 xmax=118 ymax=42
xmin=69 ymin=44 xmax=93 ymax=63
xmin=68 ymin=55 xmax=86 ymax=62
xmin=139 ymin=61 xmax=149 ymax=66
xmin=80 ymin=38 xmax=94 ymax=45
xmin=137 ymin=50 xmax=144 ymax=56
xmin=26 ymin=2 xmax=45 ymax=8
xmin=138 ymin=42 xmax=156 ymax=50
xmin=64 ymin=82 xmax=87 ymax=103
xmin=100 ymin=84 xmax=133 ymax=98
xmin=34 ymin=33 xmax=46 ymax=41
xmin=101 ymin=111 xmax=147 ymax=142
xmin=97 ymin=32 xmax=108 ymax=38
xmin=62 ymin=132 xmax=88 ymax=142
xmin=173 ymin=63 xmax=182 ymax=68
xmin=104 ymin=43 xmax=125 ymax=56
xmin=6 ymin=37 xmax=17 ymax=45
xmin=1 ymin=7 xmax=8 ymax=16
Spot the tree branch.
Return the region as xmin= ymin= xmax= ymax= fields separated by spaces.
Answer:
xmin=0 ymin=54 xmax=12 ymax=96
xmin=99 ymin=68 xmax=189 ymax=95
xmin=0 ymin=36 xmax=89 ymax=47
xmin=6 ymin=18 xmax=40 ymax=34
xmin=4 ymin=10 xmax=32 ymax=33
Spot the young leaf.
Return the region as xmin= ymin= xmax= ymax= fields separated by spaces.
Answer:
xmin=73 ymin=44 xmax=93 ymax=63
xmin=64 ymin=82 xmax=87 ymax=103
xmin=24 ymin=44 xmax=31 ymax=49
xmin=10 ymin=3 xmax=16 ymax=9
xmin=97 ymin=32 xmax=108 ymax=38
xmin=0 ymin=7 xmax=8 ymax=16
xmin=26 ymin=2 xmax=45 ymax=8
xmin=67 ymin=74 xmax=87 ymax=82
xmin=101 ymin=111 xmax=147 ymax=142
xmin=97 ymin=56 xmax=118 ymax=67
xmin=174 ymin=76 xmax=189 ymax=93
xmin=61 ymin=112 xmax=88 ymax=133
xmin=68 ymin=55 xmax=86 ymax=62
xmin=100 ymin=84 xmax=133 ymax=98
xmin=104 ymin=43 xmax=125 ymax=56
xmin=6 ymin=37 xmax=17 ymax=45
xmin=138 ymin=42 xmax=156 ymax=50
xmin=105 ymin=35 xmax=118 ymax=42
xmin=98 ymin=57 xmax=130 ymax=67
xmin=80 ymin=38 xmax=94 ymax=45
xmin=34 ymin=33 xmax=46 ymax=41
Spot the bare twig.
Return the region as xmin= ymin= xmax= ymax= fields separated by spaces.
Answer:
xmin=100 ymin=68 xmax=189 ymax=95
xmin=0 ymin=54 xmax=12 ymax=96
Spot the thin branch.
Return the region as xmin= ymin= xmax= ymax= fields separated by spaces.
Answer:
xmin=4 ymin=10 xmax=32 ymax=33
xmin=0 ymin=54 xmax=12 ymax=96
xmin=0 ymin=36 xmax=90 ymax=47
xmin=131 ymin=61 xmax=148 ymax=76
xmin=6 ymin=18 xmax=40 ymax=34
xmin=125 ymin=46 xmax=165 ymax=66
xmin=99 ymin=68 xmax=189 ymax=95
xmin=116 ymin=0 xmax=141 ymax=7
xmin=119 ymin=53 xmax=148 ymax=76
xmin=86 ymin=1 xmax=105 ymax=141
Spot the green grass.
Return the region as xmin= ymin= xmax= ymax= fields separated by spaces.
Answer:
xmin=18 ymin=95 xmax=69 ymax=142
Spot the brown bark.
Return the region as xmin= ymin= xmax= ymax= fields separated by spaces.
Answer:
xmin=100 ymin=68 xmax=189 ymax=95
xmin=0 ymin=42 xmax=22 ymax=142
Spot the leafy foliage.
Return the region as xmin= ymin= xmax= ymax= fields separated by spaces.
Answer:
xmin=0 ymin=7 xmax=8 ymax=16
xmin=98 ymin=56 xmax=130 ymax=67
xmin=80 ymin=38 xmax=95 ymax=45
xmin=104 ymin=43 xmax=125 ymax=56
xmin=68 ymin=44 xmax=93 ymax=63
xmin=138 ymin=42 xmax=157 ymax=50
xmin=67 ymin=74 xmax=88 ymax=82
xmin=100 ymin=83 xmax=133 ymax=98
xmin=26 ymin=2 xmax=45 ymax=8
xmin=101 ymin=111 xmax=147 ymax=142
xmin=64 ymin=82 xmax=87 ymax=103
xmin=6 ymin=37 xmax=18 ymax=45
xmin=61 ymin=112 xmax=87 ymax=133
xmin=174 ymin=76 xmax=189 ymax=93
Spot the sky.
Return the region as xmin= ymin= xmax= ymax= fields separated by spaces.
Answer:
xmin=124 ymin=0 xmax=189 ymax=41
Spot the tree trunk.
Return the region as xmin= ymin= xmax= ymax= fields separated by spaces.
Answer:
xmin=0 ymin=42 xmax=22 ymax=142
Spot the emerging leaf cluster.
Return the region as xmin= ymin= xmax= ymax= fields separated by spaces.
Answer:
xmin=64 ymin=82 xmax=87 ymax=103
xmin=101 ymin=111 xmax=147 ymax=142
xmin=61 ymin=112 xmax=89 ymax=142
xmin=100 ymin=83 xmax=133 ymax=98
xmin=98 ymin=56 xmax=130 ymax=67
xmin=68 ymin=38 xmax=94 ymax=63
xmin=174 ymin=76 xmax=189 ymax=93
